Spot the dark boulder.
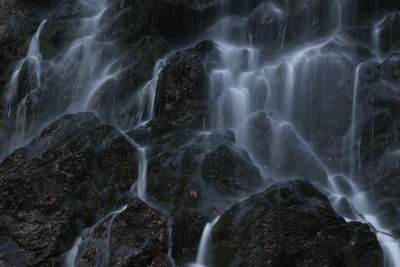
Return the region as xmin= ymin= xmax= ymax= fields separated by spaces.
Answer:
xmin=72 ymin=197 xmax=169 ymax=267
xmin=212 ymin=180 xmax=384 ymax=267
xmin=202 ymin=143 xmax=262 ymax=195
xmin=154 ymin=40 xmax=216 ymax=131
xmin=0 ymin=113 xmax=138 ymax=266
xmin=171 ymin=208 xmax=209 ymax=265
xmin=146 ymin=128 xmax=262 ymax=210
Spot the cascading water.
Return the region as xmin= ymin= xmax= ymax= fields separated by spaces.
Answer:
xmin=1 ymin=0 xmax=400 ymax=266
xmin=190 ymin=216 xmax=220 ymax=267
xmin=0 ymin=0 xmax=170 ymax=264
xmin=199 ymin=1 xmax=400 ymax=266
xmin=4 ymin=20 xmax=47 ymax=157
xmin=1 ymin=0 xmax=124 ymax=161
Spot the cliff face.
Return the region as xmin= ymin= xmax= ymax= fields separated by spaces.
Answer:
xmin=1 ymin=0 xmax=400 ymax=266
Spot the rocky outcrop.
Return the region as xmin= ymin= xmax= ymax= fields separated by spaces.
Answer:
xmin=202 ymin=143 xmax=262 ymax=194
xmin=143 ymin=127 xmax=262 ymax=264
xmin=242 ymin=111 xmax=328 ymax=186
xmin=2 ymin=0 xmax=400 ymax=266
xmin=0 ymin=112 xmax=138 ymax=266
xmin=72 ymin=197 xmax=169 ymax=267
xmin=154 ymin=40 xmax=216 ymax=131
xmin=212 ymin=180 xmax=383 ymax=267
xmin=146 ymin=128 xmax=262 ymax=210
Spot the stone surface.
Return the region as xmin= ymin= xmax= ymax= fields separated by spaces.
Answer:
xmin=212 ymin=180 xmax=384 ymax=267
xmin=0 ymin=113 xmax=138 ymax=266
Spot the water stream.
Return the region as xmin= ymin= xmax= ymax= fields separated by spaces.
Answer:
xmin=2 ymin=0 xmax=400 ymax=266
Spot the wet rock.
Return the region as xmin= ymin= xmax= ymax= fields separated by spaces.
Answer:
xmin=212 ymin=180 xmax=383 ymax=267
xmin=154 ymin=40 xmax=216 ymax=131
xmin=358 ymin=57 xmax=400 ymax=165
xmin=171 ymin=208 xmax=209 ymax=264
xmin=39 ymin=6 xmax=79 ymax=60
xmin=146 ymin=128 xmax=262 ymax=211
xmin=203 ymin=128 xmax=235 ymax=146
xmin=1 ymin=112 xmax=101 ymax=172
xmin=0 ymin=113 xmax=138 ymax=266
xmin=202 ymin=143 xmax=262 ymax=195
xmin=378 ymin=13 xmax=400 ymax=53
xmin=363 ymin=152 xmax=400 ymax=235
xmin=146 ymin=131 xmax=203 ymax=209
xmin=360 ymin=109 xmax=399 ymax=164
xmin=74 ymin=197 xmax=169 ymax=267
xmin=0 ymin=0 xmax=42 ymax=100
xmin=379 ymin=55 xmax=400 ymax=82
xmin=0 ymin=173 xmax=72 ymax=266
xmin=243 ymin=111 xmax=328 ymax=186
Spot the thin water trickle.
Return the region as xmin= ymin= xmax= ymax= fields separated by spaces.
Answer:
xmin=349 ymin=63 xmax=362 ymax=179
xmin=2 ymin=0 xmax=400 ymax=265
xmin=190 ymin=216 xmax=220 ymax=267
xmin=64 ymin=205 xmax=127 ymax=267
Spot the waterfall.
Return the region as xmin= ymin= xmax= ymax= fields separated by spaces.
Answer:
xmin=1 ymin=0 xmax=400 ymax=266
xmin=4 ymin=20 xmax=47 ymax=157
xmin=349 ymin=63 xmax=362 ymax=178
xmin=190 ymin=216 xmax=220 ymax=267
xmin=201 ymin=1 xmax=400 ymax=264
xmin=6 ymin=19 xmax=47 ymax=106
xmin=1 ymin=0 xmax=122 ymax=159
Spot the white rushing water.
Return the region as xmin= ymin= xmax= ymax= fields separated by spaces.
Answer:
xmin=190 ymin=216 xmax=220 ymax=267
xmin=2 ymin=0 xmax=123 ymax=159
xmin=200 ymin=2 xmax=400 ymax=263
xmin=348 ymin=63 xmax=362 ymax=178
xmin=2 ymin=0 xmax=400 ymax=265
xmin=6 ymin=19 xmax=47 ymax=106
xmin=4 ymin=19 xmax=47 ymax=155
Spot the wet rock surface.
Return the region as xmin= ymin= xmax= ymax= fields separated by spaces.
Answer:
xmin=212 ymin=180 xmax=383 ymax=267
xmin=1 ymin=0 xmax=400 ymax=266
xmin=0 ymin=112 xmax=138 ymax=266
xmin=73 ymin=197 xmax=169 ymax=267
xmin=154 ymin=40 xmax=216 ymax=131
xmin=242 ymin=111 xmax=328 ymax=186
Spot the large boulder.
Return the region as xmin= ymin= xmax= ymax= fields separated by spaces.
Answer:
xmin=145 ymin=128 xmax=262 ymax=265
xmin=154 ymin=40 xmax=217 ymax=131
xmin=171 ymin=208 xmax=209 ymax=265
xmin=71 ymin=197 xmax=169 ymax=267
xmin=146 ymin=128 xmax=262 ymax=210
xmin=201 ymin=143 xmax=262 ymax=195
xmin=0 ymin=113 xmax=138 ymax=266
xmin=212 ymin=180 xmax=383 ymax=267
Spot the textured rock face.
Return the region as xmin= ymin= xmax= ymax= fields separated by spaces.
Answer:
xmin=242 ymin=111 xmax=328 ymax=186
xmin=154 ymin=40 xmax=216 ymax=131
xmin=1 ymin=0 xmax=400 ymax=266
xmin=73 ymin=197 xmax=169 ymax=267
xmin=212 ymin=180 xmax=383 ymax=267
xmin=202 ymin=143 xmax=262 ymax=194
xmin=0 ymin=113 xmax=138 ymax=266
